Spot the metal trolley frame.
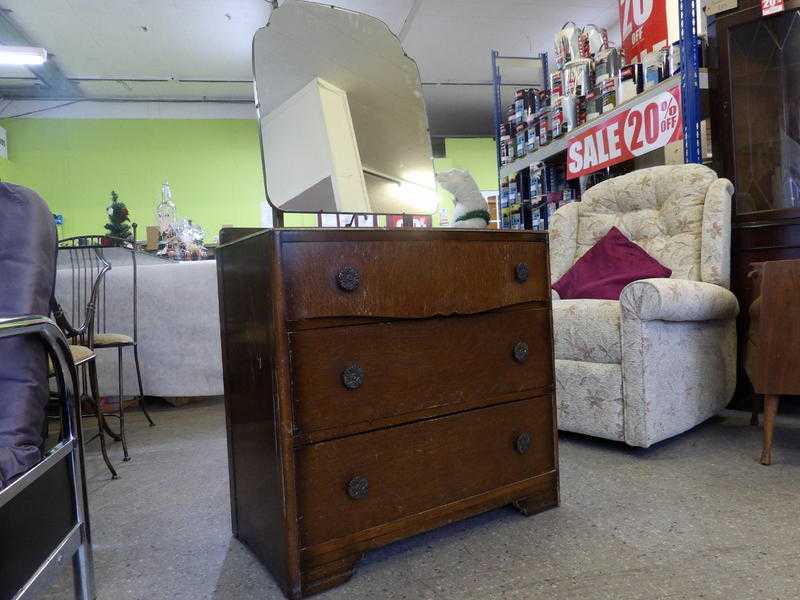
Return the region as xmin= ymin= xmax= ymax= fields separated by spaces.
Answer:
xmin=0 ymin=316 xmax=95 ymax=600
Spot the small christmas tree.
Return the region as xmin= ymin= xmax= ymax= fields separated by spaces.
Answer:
xmin=104 ymin=190 xmax=131 ymax=239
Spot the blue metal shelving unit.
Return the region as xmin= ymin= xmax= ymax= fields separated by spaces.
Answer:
xmin=679 ymin=0 xmax=702 ymax=164
xmin=491 ymin=50 xmax=503 ymax=184
xmin=491 ymin=50 xmax=548 ymax=175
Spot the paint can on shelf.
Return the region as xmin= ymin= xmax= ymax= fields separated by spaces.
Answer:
xmin=538 ymin=107 xmax=551 ymax=146
xmin=514 ymin=89 xmax=526 ymax=124
xmin=549 ymin=70 xmax=563 ymax=102
xmin=577 ymin=95 xmax=588 ymax=127
xmin=586 ymin=87 xmax=601 ymax=121
xmin=527 ymin=115 xmax=539 ymax=153
xmin=551 ymin=104 xmax=564 ymax=138
xmin=562 ymin=95 xmax=578 ymax=133
xmin=601 ymin=79 xmax=616 ymax=114
xmin=564 ymin=58 xmax=592 ymax=97
xmin=668 ymin=41 xmax=681 ymax=76
xmin=506 ymin=105 xmax=517 ymax=128
xmin=516 ymin=123 xmax=527 ymax=158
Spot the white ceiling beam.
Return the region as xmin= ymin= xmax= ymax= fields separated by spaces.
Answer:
xmin=398 ymin=0 xmax=424 ymax=43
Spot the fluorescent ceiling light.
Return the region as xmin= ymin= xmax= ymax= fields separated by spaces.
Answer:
xmin=0 ymin=46 xmax=47 ymax=66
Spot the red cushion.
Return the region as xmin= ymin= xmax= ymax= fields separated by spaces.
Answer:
xmin=552 ymin=226 xmax=672 ymax=300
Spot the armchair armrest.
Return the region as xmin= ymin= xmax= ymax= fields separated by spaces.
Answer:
xmin=620 ymin=278 xmax=739 ymax=322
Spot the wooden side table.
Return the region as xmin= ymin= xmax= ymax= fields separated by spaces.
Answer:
xmin=745 ymin=259 xmax=800 ymax=465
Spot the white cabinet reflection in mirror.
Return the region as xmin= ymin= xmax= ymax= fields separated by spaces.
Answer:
xmin=261 ymin=78 xmax=371 ymax=213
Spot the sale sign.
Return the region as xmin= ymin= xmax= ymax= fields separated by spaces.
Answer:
xmin=761 ymin=0 xmax=784 ymax=15
xmin=619 ymin=0 xmax=669 ymax=64
xmin=566 ymin=85 xmax=683 ymax=180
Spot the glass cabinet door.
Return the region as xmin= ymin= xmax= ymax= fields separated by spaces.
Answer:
xmin=729 ymin=10 xmax=800 ymax=214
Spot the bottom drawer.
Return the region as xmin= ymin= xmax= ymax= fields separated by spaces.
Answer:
xmin=296 ymin=395 xmax=555 ymax=547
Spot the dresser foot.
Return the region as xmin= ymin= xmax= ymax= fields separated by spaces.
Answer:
xmin=514 ymin=496 xmax=549 ymax=516
xmin=512 ymin=483 xmax=559 ymax=517
xmin=301 ymin=554 xmax=362 ymax=597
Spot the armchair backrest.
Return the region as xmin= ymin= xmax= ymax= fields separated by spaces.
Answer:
xmin=549 ymin=164 xmax=734 ymax=288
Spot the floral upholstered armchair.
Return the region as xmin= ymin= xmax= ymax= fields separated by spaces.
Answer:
xmin=549 ymin=164 xmax=739 ymax=447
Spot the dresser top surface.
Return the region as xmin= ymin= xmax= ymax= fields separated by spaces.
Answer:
xmin=219 ymin=227 xmax=548 ymax=247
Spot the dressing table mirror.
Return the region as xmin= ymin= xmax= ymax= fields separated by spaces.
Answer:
xmin=216 ymin=2 xmax=558 ymax=598
xmin=252 ymin=0 xmax=437 ymax=219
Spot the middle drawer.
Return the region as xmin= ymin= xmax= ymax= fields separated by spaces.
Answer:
xmin=289 ymin=306 xmax=552 ymax=436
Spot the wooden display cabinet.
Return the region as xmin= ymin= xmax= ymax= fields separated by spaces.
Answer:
xmin=708 ymin=1 xmax=800 ymax=403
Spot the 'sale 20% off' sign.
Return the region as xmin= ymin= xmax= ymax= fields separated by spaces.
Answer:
xmin=566 ymin=85 xmax=683 ymax=179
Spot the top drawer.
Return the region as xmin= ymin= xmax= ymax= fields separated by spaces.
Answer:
xmin=280 ymin=234 xmax=549 ymax=320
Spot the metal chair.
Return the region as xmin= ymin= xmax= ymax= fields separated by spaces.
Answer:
xmin=57 ymin=229 xmax=154 ymax=467
xmin=52 ymin=237 xmax=118 ymax=477
xmin=91 ymin=225 xmax=154 ymax=433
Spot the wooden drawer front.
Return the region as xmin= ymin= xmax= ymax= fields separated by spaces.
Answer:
xmin=296 ymin=396 xmax=555 ymax=547
xmin=281 ymin=240 xmax=548 ymax=320
xmin=290 ymin=307 xmax=552 ymax=435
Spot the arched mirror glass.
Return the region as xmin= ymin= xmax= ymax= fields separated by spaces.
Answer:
xmin=253 ymin=0 xmax=437 ymax=215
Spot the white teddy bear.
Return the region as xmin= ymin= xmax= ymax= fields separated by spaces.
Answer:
xmin=436 ymin=168 xmax=491 ymax=229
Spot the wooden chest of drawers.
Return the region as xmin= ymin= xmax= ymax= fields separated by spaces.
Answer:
xmin=216 ymin=229 xmax=558 ymax=599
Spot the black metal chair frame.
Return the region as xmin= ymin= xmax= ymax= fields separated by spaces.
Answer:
xmin=52 ymin=239 xmax=118 ymax=478
xmin=58 ymin=230 xmax=154 ymax=466
xmin=0 ymin=316 xmax=95 ymax=600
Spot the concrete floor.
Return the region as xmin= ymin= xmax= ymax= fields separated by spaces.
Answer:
xmin=54 ymin=398 xmax=800 ymax=599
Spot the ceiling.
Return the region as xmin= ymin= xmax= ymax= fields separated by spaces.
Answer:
xmin=0 ymin=0 xmax=619 ymax=136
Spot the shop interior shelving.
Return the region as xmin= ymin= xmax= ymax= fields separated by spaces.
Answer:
xmin=489 ymin=51 xmax=548 ymax=175
xmin=492 ymin=0 xmax=707 ymax=231
xmin=498 ymin=68 xmax=709 ymax=179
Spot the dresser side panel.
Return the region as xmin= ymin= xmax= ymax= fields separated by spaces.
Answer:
xmin=217 ymin=231 xmax=294 ymax=594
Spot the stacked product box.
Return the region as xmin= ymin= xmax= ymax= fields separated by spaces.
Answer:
xmin=498 ymin=23 xmax=620 ymax=168
xmin=526 ymin=163 xmax=577 ymax=231
xmin=500 ymin=88 xmax=550 ymax=166
xmin=536 ymin=23 xmax=705 ymax=143
xmin=550 ymin=23 xmax=620 ymax=140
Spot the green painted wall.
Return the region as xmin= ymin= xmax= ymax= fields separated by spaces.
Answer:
xmin=0 ymin=118 xmax=274 ymax=239
xmin=0 ymin=117 xmax=496 ymax=234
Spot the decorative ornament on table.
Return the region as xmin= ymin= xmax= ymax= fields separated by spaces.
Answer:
xmin=436 ymin=169 xmax=491 ymax=229
xmin=104 ymin=190 xmax=132 ymax=240
xmin=155 ymin=181 xmax=177 ymax=235
xmin=153 ymin=180 xmax=208 ymax=261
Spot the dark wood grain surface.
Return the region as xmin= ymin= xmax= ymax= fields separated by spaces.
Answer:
xmin=744 ymin=259 xmax=800 ymax=464
xmin=281 ymin=237 xmax=549 ymax=320
xmin=748 ymin=260 xmax=800 ymax=396
xmin=296 ymin=395 xmax=555 ymax=547
xmin=216 ymin=228 xmax=558 ymax=599
xmin=708 ymin=2 xmax=800 ymax=404
xmin=216 ymin=231 xmax=296 ymax=593
xmin=289 ymin=305 xmax=552 ymax=436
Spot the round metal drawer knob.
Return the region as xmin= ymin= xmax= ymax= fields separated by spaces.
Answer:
xmin=515 ymin=262 xmax=529 ymax=283
xmin=336 ymin=266 xmax=361 ymax=292
xmin=515 ymin=432 xmax=533 ymax=455
xmin=347 ymin=475 xmax=369 ymax=500
xmin=342 ymin=363 xmax=364 ymax=390
xmin=513 ymin=341 xmax=529 ymax=363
